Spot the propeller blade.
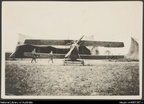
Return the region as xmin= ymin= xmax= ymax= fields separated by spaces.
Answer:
xmin=76 ymin=35 xmax=84 ymax=44
xmin=65 ymin=46 xmax=75 ymax=58
xmin=65 ymin=35 xmax=84 ymax=58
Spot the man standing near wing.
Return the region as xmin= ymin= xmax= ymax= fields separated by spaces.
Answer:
xmin=31 ymin=48 xmax=37 ymax=63
xmin=48 ymin=51 xmax=54 ymax=63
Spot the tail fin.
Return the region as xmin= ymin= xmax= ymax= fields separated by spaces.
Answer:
xmin=9 ymin=34 xmax=30 ymax=58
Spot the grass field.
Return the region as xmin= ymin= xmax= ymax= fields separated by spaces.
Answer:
xmin=5 ymin=59 xmax=139 ymax=96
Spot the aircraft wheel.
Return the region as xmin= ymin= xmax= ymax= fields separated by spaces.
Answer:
xmin=82 ymin=60 xmax=85 ymax=66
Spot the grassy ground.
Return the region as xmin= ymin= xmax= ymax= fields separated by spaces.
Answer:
xmin=5 ymin=59 xmax=139 ymax=96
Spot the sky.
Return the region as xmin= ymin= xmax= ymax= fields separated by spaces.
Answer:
xmin=2 ymin=1 xmax=143 ymax=54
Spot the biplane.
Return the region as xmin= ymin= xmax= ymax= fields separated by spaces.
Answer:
xmin=9 ymin=35 xmax=124 ymax=65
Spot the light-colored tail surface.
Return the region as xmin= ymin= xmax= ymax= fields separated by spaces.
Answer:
xmin=125 ymin=37 xmax=139 ymax=60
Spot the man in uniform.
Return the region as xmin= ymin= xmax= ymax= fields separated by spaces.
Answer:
xmin=31 ymin=48 xmax=37 ymax=63
xmin=48 ymin=51 xmax=54 ymax=63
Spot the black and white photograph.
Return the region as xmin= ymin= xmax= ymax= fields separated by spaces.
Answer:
xmin=1 ymin=1 xmax=143 ymax=99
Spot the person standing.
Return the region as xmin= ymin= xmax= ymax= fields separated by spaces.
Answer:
xmin=31 ymin=48 xmax=37 ymax=63
xmin=48 ymin=51 xmax=54 ymax=63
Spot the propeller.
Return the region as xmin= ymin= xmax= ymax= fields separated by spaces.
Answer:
xmin=65 ymin=35 xmax=84 ymax=58
xmin=65 ymin=46 xmax=75 ymax=58
xmin=75 ymin=35 xmax=84 ymax=44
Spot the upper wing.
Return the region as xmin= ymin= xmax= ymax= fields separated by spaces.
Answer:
xmin=24 ymin=39 xmax=124 ymax=47
xmin=81 ymin=40 xmax=124 ymax=47
xmin=24 ymin=39 xmax=74 ymax=45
